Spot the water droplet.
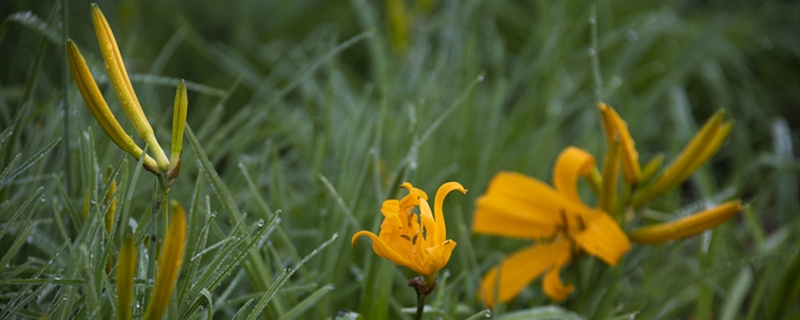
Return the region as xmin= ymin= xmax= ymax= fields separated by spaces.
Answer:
xmin=477 ymin=75 xmax=484 ymax=82
xmin=625 ymin=30 xmax=638 ymax=42
xmin=485 ymin=310 xmax=492 ymax=317
xmin=761 ymin=37 xmax=773 ymax=51
xmin=40 ymin=196 xmax=46 ymax=202
xmin=587 ymin=48 xmax=596 ymax=56
xmin=547 ymin=99 xmax=562 ymax=116
xmin=610 ymin=76 xmax=622 ymax=88
xmin=588 ymin=17 xmax=596 ymax=25
xmin=257 ymin=219 xmax=265 ymax=227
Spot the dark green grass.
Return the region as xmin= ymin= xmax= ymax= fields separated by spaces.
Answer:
xmin=1 ymin=0 xmax=798 ymax=319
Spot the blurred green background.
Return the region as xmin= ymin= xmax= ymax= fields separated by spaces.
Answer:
xmin=1 ymin=0 xmax=798 ymax=319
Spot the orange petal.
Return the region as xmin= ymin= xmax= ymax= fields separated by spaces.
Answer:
xmin=598 ymin=103 xmax=642 ymax=185
xmin=380 ymin=199 xmax=401 ymax=217
xmin=473 ymin=172 xmax=596 ymax=239
xmin=418 ymin=198 xmax=437 ymax=248
xmin=352 ymin=230 xmax=412 ymax=268
xmin=433 ymin=182 xmax=466 ymax=244
xmin=629 ymin=200 xmax=741 ymax=244
xmin=572 ymin=212 xmax=631 ymax=266
xmin=472 ymin=174 xmax=561 ymax=238
xmin=421 ymin=239 xmax=456 ymax=278
xmin=553 ymin=147 xmax=596 ymax=203
xmin=542 ymin=262 xmax=574 ymax=301
xmin=478 ymin=240 xmax=572 ymax=307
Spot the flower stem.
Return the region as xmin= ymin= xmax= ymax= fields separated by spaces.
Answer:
xmin=408 ymin=276 xmax=435 ymax=320
xmin=415 ymin=291 xmax=426 ymax=320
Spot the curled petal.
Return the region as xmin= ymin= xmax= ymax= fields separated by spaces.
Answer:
xmin=572 ymin=213 xmax=631 ymax=266
xmin=553 ymin=147 xmax=595 ymax=203
xmin=352 ymin=230 xmax=412 ymax=268
xmin=478 ymin=240 xmax=572 ymax=308
xmin=542 ymin=263 xmax=574 ymax=301
xmin=629 ymin=200 xmax=741 ymax=244
xmin=432 ymin=182 xmax=466 ymax=244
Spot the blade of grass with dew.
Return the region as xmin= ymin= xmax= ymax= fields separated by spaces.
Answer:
xmin=464 ymin=309 xmax=492 ymax=320
xmin=719 ymin=268 xmax=753 ymax=320
xmin=0 ymin=138 xmax=60 ymax=189
xmin=0 ymin=12 xmax=61 ymax=45
xmin=247 ymin=233 xmax=338 ymax=320
xmin=231 ymin=298 xmax=255 ymax=320
xmin=277 ymin=284 xmax=335 ymax=320
xmin=180 ymin=214 xmax=279 ymax=318
xmin=184 ymin=124 xmax=278 ymax=300
xmin=177 ymin=195 xmax=212 ymax=310
xmin=175 ymin=173 xmax=205 ymax=304
xmin=495 ymin=306 xmax=585 ymax=320
xmin=0 ymin=153 xmax=21 ymax=183
xmin=117 ymin=145 xmax=148 ymax=244
xmin=0 ymin=186 xmax=42 ymax=241
xmin=236 ymin=30 xmax=374 ymax=133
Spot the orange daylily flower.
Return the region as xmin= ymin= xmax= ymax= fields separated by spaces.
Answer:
xmin=473 ymin=147 xmax=631 ymax=306
xmin=352 ymin=182 xmax=466 ymax=285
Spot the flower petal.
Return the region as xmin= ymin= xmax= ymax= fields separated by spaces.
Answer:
xmin=418 ymin=198 xmax=437 ymax=248
xmin=478 ymin=240 xmax=572 ymax=308
xmin=598 ymin=103 xmax=642 ymax=185
xmin=433 ymin=182 xmax=466 ymax=244
xmin=473 ymin=172 xmax=566 ymax=239
xmin=572 ymin=212 xmax=631 ymax=266
xmin=629 ymin=200 xmax=741 ymax=244
xmin=542 ymin=261 xmax=574 ymax=301
xmin=422 ymin=239 xmax=456 ymax=278
xmin=352 ymin=230 xmax=413 ymax=268
xmin=553 ymin=147 xmax=595 ymax=203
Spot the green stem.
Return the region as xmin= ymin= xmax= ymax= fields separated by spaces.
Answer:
xmin=415 ymin=291 xmax=426 ymax=320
